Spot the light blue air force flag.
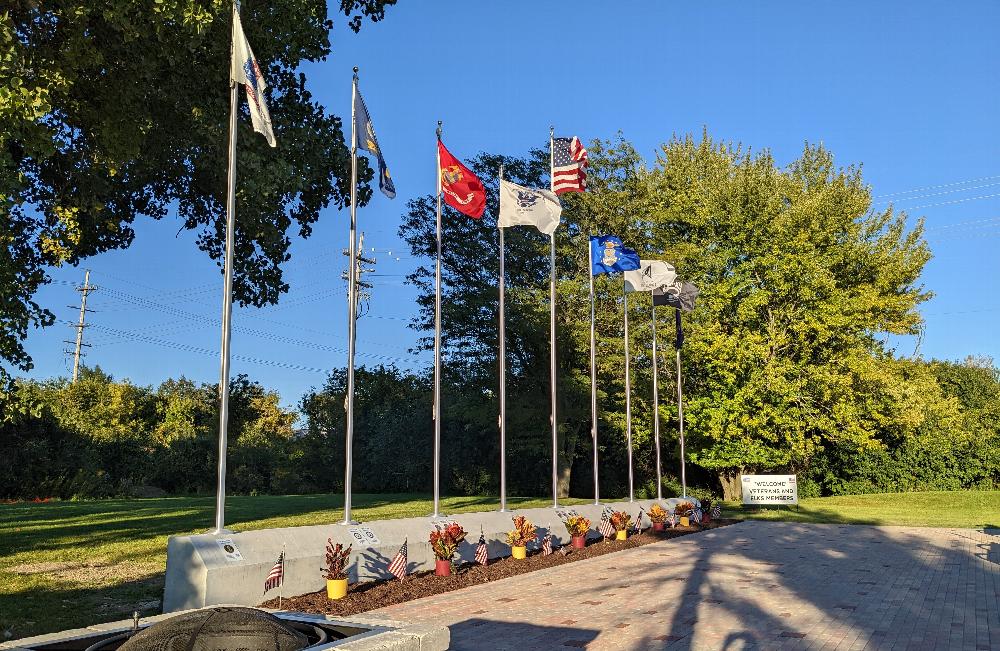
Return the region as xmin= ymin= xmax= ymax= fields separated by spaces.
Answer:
xmin=353 ymin=87 xmax=395 ymax=199
xmin=590 ymin=235 xmax=641 ymax=275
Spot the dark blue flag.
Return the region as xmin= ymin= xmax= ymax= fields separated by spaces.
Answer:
xmin=590 ymin=235 xmax=641 ymax=275
xmin=354 ymin=86 xmax=395 ymax=199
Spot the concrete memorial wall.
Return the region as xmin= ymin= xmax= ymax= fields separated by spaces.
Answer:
xmin=163 ymin=497 xmax=699 ymax=612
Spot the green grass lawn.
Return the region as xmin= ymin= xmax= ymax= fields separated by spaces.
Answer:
xmin=2 ymin=490 xmax=997 ymax=641
xmin=721 ymin=490 xmax=1000 ymax=529
xmin=0 ymin=493 xmax=590 ymax=641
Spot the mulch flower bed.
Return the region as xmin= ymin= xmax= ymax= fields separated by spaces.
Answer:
xmin=262 ymin=519 xmax=738 ymax=616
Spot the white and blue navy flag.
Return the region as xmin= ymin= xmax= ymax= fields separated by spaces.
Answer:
xmin=498 ymin=179 xmax=561 ymax=234
xmin=354 ymin=86 xmax=395 ymax=199
xmin=231 ymin=9 xmax=276 ymax=147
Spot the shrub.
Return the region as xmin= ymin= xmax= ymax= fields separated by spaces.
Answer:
xmin=563 ymin=515 xmax=591 ymax=537
xmin=322 ymin=540 xmax=351 ymax=580
xmin=429 ymin=522 xmax=467 ymax=561
xmin=506 ymin=515 xmax=537 ymax=547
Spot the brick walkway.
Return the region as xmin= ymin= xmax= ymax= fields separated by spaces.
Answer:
xmin=368 ymin=521 xmax=1000 ymax=650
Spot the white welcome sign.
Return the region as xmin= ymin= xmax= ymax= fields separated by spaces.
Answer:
xmin=741 ymin=474 xmax=798 ymax=505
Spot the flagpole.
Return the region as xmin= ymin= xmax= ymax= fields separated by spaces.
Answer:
xmin=497 ymin=164 xmax=508 ymax=513
xmin=279 ymin=542 xmax=285 ymax=610
xmin=651 ymin=292 xmax=662 ymax=501
xmin=588 ymin=239 xmax=600 ymax=505
xmin=675 ymin=307 xmax=686 ymax=498
xmin=212 ymin=0 xmax=240 ymax=535
xmin=623 ymin=279 xmax=634 ymax=502
xmin=340 ymin=67 xmax=360 ymax=526
xmin=548 ymin=126 xmax=558 ymax=508
xmin=431 ymin=121 xmax=444 ymax=518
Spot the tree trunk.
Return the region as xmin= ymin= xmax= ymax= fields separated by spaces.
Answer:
xmin=719 ymin=470 xmax=743 ymax=501
xmin=556 ymin=422 xmax=581 ymax=498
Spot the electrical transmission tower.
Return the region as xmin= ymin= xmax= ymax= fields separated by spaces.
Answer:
xmin=64 ymin=269 xmax=98 ymax=382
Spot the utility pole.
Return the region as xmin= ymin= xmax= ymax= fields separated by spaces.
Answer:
xmin=65 ymin=269 xmax=97 ymax=382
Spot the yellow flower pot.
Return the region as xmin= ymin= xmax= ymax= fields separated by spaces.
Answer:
xmin=511 ymin=545 xmax=527 ymax=559
xmin=615 ymin=530 xmax=627 ymax=541
xmin=680 ymin=516 xmax=690 ymax=527
xmin=326 ymin=578 xmax=348 ymax=600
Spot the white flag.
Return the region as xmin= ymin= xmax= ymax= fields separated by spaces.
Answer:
xmin=498 ymin=179 xmax=562 ymax=235
xmin=231 ymin=10 xmax=276 ymax=147
xmin=623 ymin=260 xmax=677 ymax=292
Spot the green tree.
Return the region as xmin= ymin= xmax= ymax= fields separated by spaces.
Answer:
xmin=400 ymin=133 xmax=933 ymax=500
xmin=0 ymin=0 xmax=399 ymax=394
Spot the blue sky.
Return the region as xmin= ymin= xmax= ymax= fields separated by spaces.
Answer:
xmin=21 ymin=1 xmax=1000 ymax=408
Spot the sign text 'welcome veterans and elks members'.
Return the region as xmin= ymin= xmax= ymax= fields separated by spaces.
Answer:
xmin=740 ymin=475 xmax=798 ymax=505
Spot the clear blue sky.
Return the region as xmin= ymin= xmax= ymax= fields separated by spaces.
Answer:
xmin=22 ymin=1 xmax=1000 ymax=408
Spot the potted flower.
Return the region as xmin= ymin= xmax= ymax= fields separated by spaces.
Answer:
xmin=609 ymin=511 xmax=631 ymax=541
xmin=563 ymin=515 xmax=591 ymax=549
xmin=506 ymin=515 xmax=537 ymax=559
xmin=322 ymin=539 xmax=352 ymax=599
xmin=648 ymin=504 xmax=669 ymax=532
xmin=429 ymin=522 xmax=467 ymax=576
xmin=701 ymin=499 xmax=713 ymax=524
xmin=675 ymin=501 xmax=695 ymax=527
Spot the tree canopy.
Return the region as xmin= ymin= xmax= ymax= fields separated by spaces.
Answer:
xmin=0 ymin=0 xmax=398 ymax=392
xmin=400 ymin=133 xmax=935 ymax=499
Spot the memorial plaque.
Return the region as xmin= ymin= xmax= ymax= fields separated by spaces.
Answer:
xmin=216 ymin=538 xmax=243 ymax=562
xmin=359 ymin=526 xmax=380 ymax=545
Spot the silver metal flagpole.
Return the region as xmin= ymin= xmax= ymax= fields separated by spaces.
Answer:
xmin=675 ymin=307 xmax=687 ymax=498
xmin=588 ymin=238 xmax=600 ymax=505
xmin=651 ymin=292 xmax=662 ymax=500
xmin=497 ymin=164 xmax=508 ymax=512
xmin=623 ymin=279 xmax=634 ymax=502
xmin=212 ymin=0 xmax=240 ymax=535
xmin=548 ymin=127 xmax=558 ymax=508
xmin=431 ymin=121 xmax=444 ymax=518
xmin=340 ymin=67 xmax=360 ymax=526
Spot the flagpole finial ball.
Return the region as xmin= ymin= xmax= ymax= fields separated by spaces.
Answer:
xmin=353 ymin=66 xmax=358 ymax=74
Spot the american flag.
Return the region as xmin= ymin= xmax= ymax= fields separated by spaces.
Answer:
xmin=598 ymin=515 xmax=615 ymax=538
xmin=551 ymin=136 xmax=588 ymax=194
xmin=633 ymin=510 xmax=644 ymax=535
xmin=475 ymin=532 xmax=489 ymax=566
xmin=388 ymin=539 xmax=408 ymax=579
xmin=541 ymin=533 xmax=553 ymax=556
xmin=710 ymin=504 xmax=722 ymax=519
xmin=263 ymin=551 xmax=283 ymax=593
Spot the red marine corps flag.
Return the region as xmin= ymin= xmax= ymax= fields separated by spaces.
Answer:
xmin=438 ymin=140 xmax=486 ymax=218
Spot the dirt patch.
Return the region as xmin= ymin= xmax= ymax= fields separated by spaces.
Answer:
xmin=8 ymin=559 xmax=160 ymax=585
xmin=263 ymin=520 xmax=738 ymax=616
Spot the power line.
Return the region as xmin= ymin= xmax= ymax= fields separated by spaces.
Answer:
xmin=904 ymin=192 xmax=1000 ymax=211
xmin=873 ymin=181 xmax=1000 ymax=205
xmin=873 ymin=174 xmax=1000 ymax=200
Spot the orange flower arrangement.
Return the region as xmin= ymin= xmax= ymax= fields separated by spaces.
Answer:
xmin=609 ymin=510 xmax=631 ymax=532
xmin=648 ymin=504 xmax=669 ymax=524
xmin=429 ymin=522 xmax=467 ymax=561
xmin=506 ymin=515 xmax=537 ymax=547
xmin=563 ymin=515 xmax=591 ymax=537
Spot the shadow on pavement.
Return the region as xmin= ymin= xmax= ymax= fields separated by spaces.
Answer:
xmin=447 ymin=618 xmax=599 ymax=651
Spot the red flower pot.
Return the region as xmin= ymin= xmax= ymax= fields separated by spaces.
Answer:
xmin=702 ymin=513 xmax=712 ymax=524
xmin=571 ymin=535 xmax=586 ymax=549
xmin=652 ymin=522 xmax=665 ymax=532
xmin=434 ymin=559 xmax=451 ymax=576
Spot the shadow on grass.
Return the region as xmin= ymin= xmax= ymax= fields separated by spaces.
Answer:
xmin=0 ymin=572 xmax=164 ymax=641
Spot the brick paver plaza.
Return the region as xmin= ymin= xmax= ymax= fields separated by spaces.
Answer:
xmin=370 ymin=521 xmax=1000 ymax=650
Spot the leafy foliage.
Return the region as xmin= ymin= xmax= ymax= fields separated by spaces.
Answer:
xmin=562 ymin=515 xmax=591 ymax=537
xmin=505 ymin=515 xmax=536 ymax=547
xmin=322 ymin=539 xmax=351 ymax=580
xmin=428 ymin=522 xmax=466 ymax=560
xmin=0 ymin=0 xmax=400 ymax=395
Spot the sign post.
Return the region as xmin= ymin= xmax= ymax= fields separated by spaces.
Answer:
xmin=740 ymin=475 xmax=798 ymax=506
